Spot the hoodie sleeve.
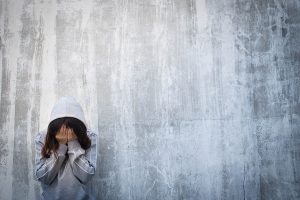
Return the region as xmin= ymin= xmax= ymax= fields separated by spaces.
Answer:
xmin=34 ymin=133 xmax=68 ymax=185
xmin=67 ymin=132 xmax=97 ymax=184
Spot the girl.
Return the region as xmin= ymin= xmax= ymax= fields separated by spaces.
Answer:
xmin=34 ymin=96 xmax=98 ymax=200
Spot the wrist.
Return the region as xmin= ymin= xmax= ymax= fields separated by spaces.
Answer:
xmin=59 ymin=140 xmax=67 ymax=145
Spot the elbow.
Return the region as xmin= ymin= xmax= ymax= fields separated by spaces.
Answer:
xmin=35 ymin=170 xmax=53 ymax=185
xmin=79 ymin=172 xmax=95 ymax=184
xmin=73 ymin=164 xmax=96 ymax=184
xmin=36 ymin=175 xmax=52 ymax=185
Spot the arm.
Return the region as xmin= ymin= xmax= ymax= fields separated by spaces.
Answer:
xmin=34 ymin=133 xmax=68 ymax=185
xmin=67 ymin=132 xmax=97 ymax=184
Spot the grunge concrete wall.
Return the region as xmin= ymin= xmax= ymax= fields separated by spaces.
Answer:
xmin=0 ymin=0 xmax=299 ymax=199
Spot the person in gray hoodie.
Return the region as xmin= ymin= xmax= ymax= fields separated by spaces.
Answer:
xmin=34 ymin=96 xmax=98 ymax=200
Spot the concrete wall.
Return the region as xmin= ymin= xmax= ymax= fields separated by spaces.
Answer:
xmin=0 ymin=0 xmax=299 ymax=199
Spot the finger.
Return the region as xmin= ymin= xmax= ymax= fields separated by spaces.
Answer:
xmin=70 ymin=129 xmax=76 ymax=138
xmin=66 ymin=128 xmax=71 ymax=137
xmin=62 ymin=125 xmax=68 ymax=136
xmin=70 ymin=130 xmax=75 ymax=139
xmin=67 ymin=128 xmax=70 ymax=140
xmin=69 ymin=128 xmax=74 ymax=140
xmin=66 ymin=128 xmax=69 ymax=142
xmin=59 ymin=124 xmax=64 ymax=133
xmin=56 ymin=128 xmax=61 ymax=138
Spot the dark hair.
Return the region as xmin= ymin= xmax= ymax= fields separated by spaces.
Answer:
xmin=41 ymin=117 xmax=91 ymax=159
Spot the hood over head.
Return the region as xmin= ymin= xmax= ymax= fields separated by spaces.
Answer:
xmin=49 ymin=96 xmax=88 ymax=128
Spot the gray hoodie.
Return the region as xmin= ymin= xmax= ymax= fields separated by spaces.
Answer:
xmin=34 ymin=96 xmax=97 ymax=200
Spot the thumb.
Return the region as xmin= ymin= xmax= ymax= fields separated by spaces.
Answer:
xmin=67 ymin=129 xmax=70 ymax=141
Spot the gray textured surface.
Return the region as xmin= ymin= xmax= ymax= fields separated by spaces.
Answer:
xmin=0 ymin=0 xmax=300 ymax=199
